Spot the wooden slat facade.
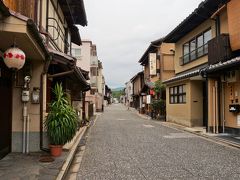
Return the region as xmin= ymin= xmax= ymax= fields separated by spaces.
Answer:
xmin=208 ymin=34 xmax=232 ymax=65
xmin=3 ymin=0 xmax=37 ymax=21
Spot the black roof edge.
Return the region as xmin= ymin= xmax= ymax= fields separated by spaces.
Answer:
xmin=27 ymin=19 xmax=49 ymax=59
xmin=163 ymin=0 xmax=229 ymax=43
xmin=130 ymin=71 xmax=144 ymax=82
xmin=70 ymin=25 xmax=81 ymax=46
xmin=138 ymin=38 xmax=164 ymax=65
xmin=151 ymin=37 xmax=164 ymax=46
xmin=79 ymin=0 xmax=88 ymax=26
xmin=0 ymin=1 xmax=10 ymax=16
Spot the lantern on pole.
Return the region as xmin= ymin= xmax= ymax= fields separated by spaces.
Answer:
xmin=3 ymin=47 xmax=26 ymax=70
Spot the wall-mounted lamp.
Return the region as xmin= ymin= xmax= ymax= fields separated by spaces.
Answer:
xmin=32 ymin=87 xmax=40 ymax=104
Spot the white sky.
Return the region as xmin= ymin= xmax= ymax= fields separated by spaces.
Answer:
xmin=79 ymin=0 xmax=203 ymax=88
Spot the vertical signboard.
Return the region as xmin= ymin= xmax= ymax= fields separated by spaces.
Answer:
xmin=149 ymin=53 xmax=157 ymax=75
xmin=146 ymin=95 xmax=151 ymax=104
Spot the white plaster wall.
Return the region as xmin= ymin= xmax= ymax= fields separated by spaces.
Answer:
xmin=72 ymin=42 xmax=91 ymax=72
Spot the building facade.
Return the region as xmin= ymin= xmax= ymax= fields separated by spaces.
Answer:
xmin=138 ymin=40 xmax=175 ymax=117
xmin=163 ymin=0 xmax=240 ymax=135
xmin=72 ymin=41 xmax=106 ymax=114
xmin=131 ymin=71 xmax=144 ymax=111
xmin=0 ymin=0 xmax=89 ymax=159
xmin=124 ymin=81 xmax=133 ymax=107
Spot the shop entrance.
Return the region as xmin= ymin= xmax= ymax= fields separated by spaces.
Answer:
xmin=0 ymin=61 xmax=12 ymax=159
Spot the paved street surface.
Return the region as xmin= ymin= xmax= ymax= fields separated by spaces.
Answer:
xmin=76 ymin=104 xmax=240 ymax=180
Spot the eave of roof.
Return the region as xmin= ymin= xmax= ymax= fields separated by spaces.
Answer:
xmin=163 ymin=69 xmax=200 ymax=84
xmin=163 ymin=0 xmax=229 ymax=43
xmin=59 ymin=0 xmax=87 ymax=27
xmin=2 ymin=8 xmax=49 ymax=59
xmin=139 ymin=38 xmax=164 ymax=65
xmin=130 ymin=71 xmax=144 ymax=82
xmin=0 ymin=0 xmax=10 ymax=16
xmin=138 ymin=44 xmax=156 ymax=65
xmin=70 ymin=25 xmax=81 ymax=46
xmin=74 ymin=66 xmax=90 ymax=91
xmin=151 ymin=37 xmax=164 ymax=46
xmin=49 ymin=49 xmax=90 ymax=91
xmin=207 ymin=56 xmax=240 ymax=73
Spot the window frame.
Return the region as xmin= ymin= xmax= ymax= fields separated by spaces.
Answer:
xmin=72 ymin=48 xmax=81 ymax=59
xmin=169 ymin=85 xmax=186 ymax=104
xmin=181 ymin=28 xmax=212 ymax=65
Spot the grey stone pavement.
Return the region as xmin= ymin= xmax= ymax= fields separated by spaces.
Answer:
xmin=0 ymin=151 xmax=69 ymax=180
xmin=76 ymin=104 xmax=240 ymax=180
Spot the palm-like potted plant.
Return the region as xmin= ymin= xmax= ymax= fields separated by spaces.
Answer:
xmin=45 ymin=83 xmax=78 ymax=157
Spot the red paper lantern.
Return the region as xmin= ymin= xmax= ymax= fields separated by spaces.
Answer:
xmin=150 ymin=89 xmax=155 ymax=95
xmin=3 ymin=47 xmax=26 ymax=70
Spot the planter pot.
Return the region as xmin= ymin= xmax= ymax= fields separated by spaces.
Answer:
xmin=49 ymin=145 xmax=63 ymax=157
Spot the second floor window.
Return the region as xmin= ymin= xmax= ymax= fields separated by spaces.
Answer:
xmin=72 ymin=49 xmax=81 ymax=59
xmin=182 ymin=28 xmax=212 ymax=65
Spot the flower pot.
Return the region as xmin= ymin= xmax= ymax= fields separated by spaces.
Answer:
xmin=49 ymin=145 xmax=63 ymax=157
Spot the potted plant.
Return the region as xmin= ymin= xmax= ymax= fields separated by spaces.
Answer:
xmin=45 ymin=83 xmax=78 ymax=157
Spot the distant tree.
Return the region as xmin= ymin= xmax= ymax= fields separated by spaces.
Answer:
xmin=154 ymin=80 xmax=165 ymax=96
xmin=112 ymin=90 xmax=124 ymax=100
xmin=150 ymin=80 xmax=166 ymax=119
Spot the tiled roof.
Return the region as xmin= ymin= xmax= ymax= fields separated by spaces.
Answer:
xmin=163 ymin=69 xmax=200 ymax=84
xmin=207 ymin=57 xmax=240 ymax=72
xmin=163 ymin=56 xmax=240 ymax=84
xmin=163 ymin=0 xmax=229 ymax=43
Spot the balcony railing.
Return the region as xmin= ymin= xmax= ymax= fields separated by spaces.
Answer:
xmin=179 ymin=44 xmax=208 ymax=66
xmin=208 ymin=34 xmax=232 ymax=65
xmin=47 ymin=17 xmax=69 ymax=53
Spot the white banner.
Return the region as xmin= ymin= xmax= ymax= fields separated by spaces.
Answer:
xmin=146 ymin=95 xmax=151 ymax=104
xmin=149 ymin=53 xmax=157 ymax=75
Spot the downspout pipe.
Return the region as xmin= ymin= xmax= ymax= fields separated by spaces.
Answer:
xmin=222 ymin=83 xmax=225 ymax=133
xmin=40 ymin=55 xmax=51 ymax=152
xmin=23 ymin=104 xmax=27 ymax=154
xmin=40 ymin=73 xmax=49 ymax=152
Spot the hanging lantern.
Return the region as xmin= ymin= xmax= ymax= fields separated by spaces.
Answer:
xmin=3 ymin=47 xmax=26 ymax=70
xmin=150 ymin=89 xmax=155 ymax=96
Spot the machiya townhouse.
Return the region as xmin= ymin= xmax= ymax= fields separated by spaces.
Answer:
xmin=130 ymin=0 xmax=240 ymax=136
xmin=0 ymin=0 xmax=90 ymax=159
xmin=162 ymin=0 xmax=240 ymax=135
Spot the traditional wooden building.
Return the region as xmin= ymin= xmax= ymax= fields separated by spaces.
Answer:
xmin=131 ymin=71 xmax=144 ymax=111
xmin=138 ymin=39 xmax=175 ymax=117
xmin=0 ymin=0 xmax=89 ymax=159
xmin=163 ymin=0 xmax=240 ymax=135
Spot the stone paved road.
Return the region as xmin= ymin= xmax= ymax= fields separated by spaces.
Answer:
xmin=76 ymin=104 xmax=240 ymax=180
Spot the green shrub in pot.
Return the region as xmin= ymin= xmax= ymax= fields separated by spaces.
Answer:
xmin=45 ymin=83 xmax=78 ymax=156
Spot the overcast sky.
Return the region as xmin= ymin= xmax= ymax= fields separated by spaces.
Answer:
xmin=79 ymin=0 xmax=203 ymax=89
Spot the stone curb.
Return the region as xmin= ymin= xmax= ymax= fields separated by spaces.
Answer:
xmin=55 ymin=115 xmax=99 ymax=180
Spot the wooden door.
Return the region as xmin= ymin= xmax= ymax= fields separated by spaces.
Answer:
xmin=0 ymin=61 xmax=12 ymax=159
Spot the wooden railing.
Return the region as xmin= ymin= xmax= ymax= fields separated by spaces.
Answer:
xmin=3 ymin=0 xmax=37 ymax=21
xmin=208 ymin=34 xmax=232 ymax=65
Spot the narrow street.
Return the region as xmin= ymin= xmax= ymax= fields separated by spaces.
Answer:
xmin=69 ymin=104 xmax=240 ymax=180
